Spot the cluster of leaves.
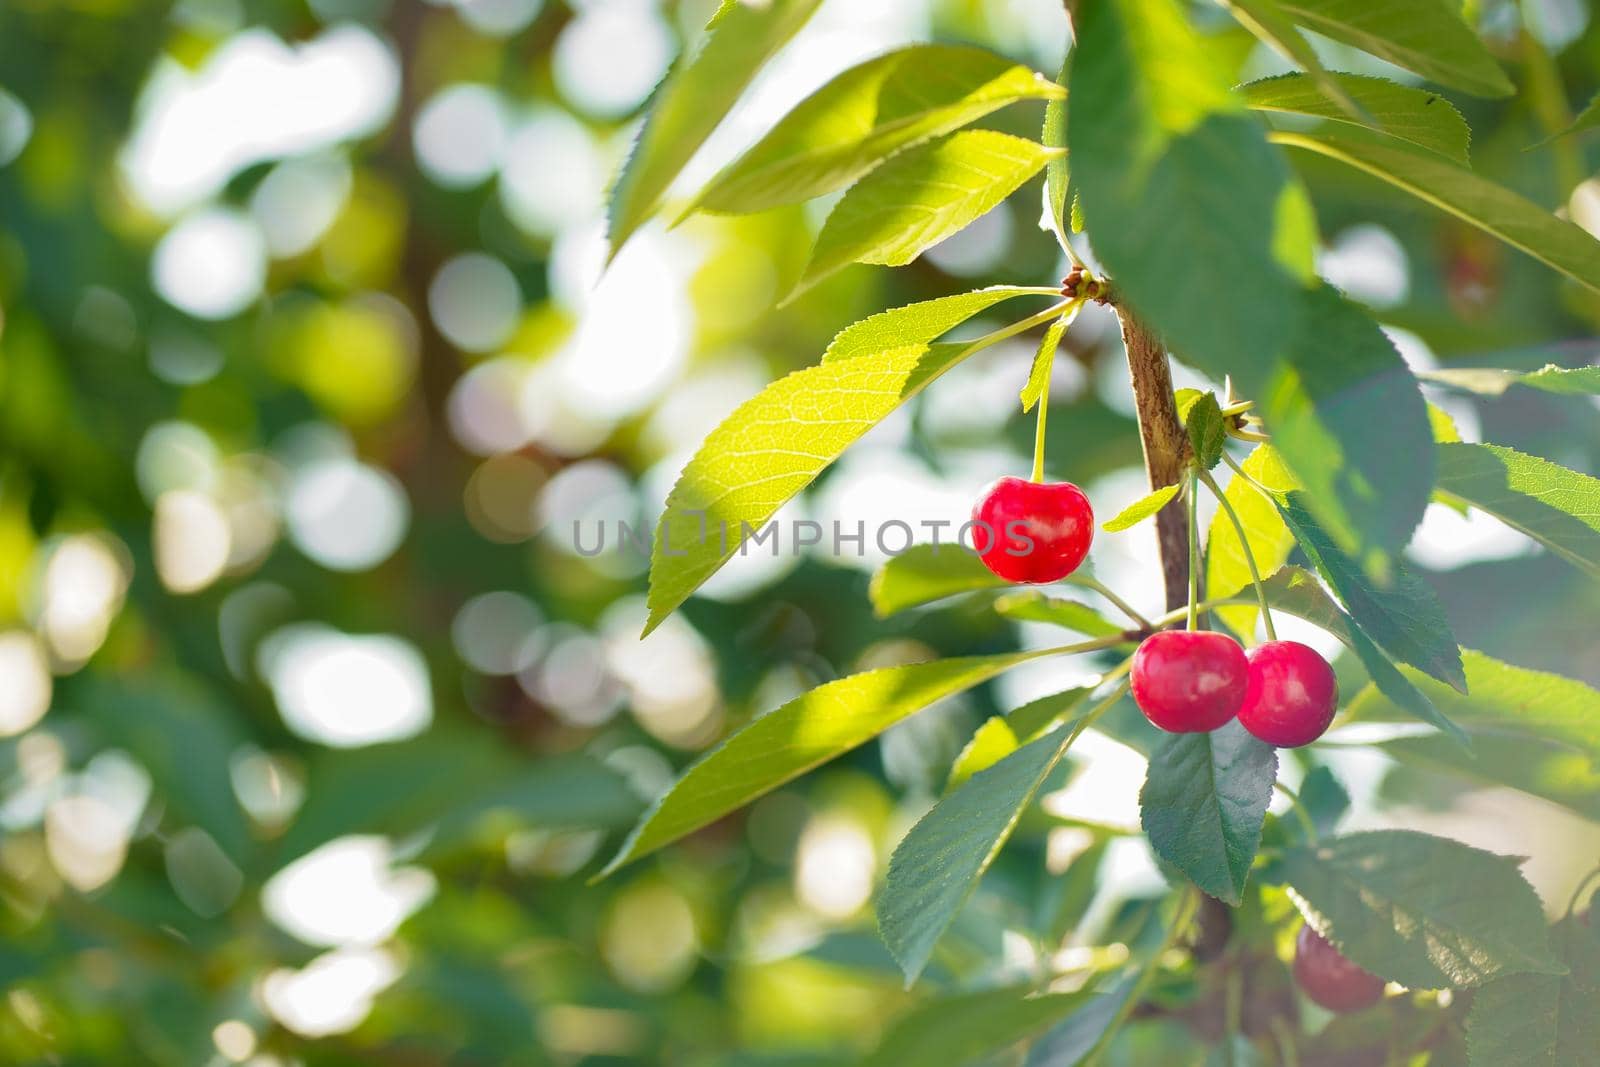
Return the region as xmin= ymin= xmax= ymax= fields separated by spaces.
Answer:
xmin=606 ymin=0 xmax=1600 ymax=1061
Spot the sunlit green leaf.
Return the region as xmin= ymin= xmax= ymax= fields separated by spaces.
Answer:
xmin=797 ymin=130 xmax=1058 ymax=293
xmin=824 ymin=286 xmax=1058 ymax=363
xmin=1283 ymin=830 xmax=1564 ymax=987
xmin=1241 ymin=72 xmax=1471 ymax=163
xmin=1042 ymin=53 xmax=1071 ymax=240
xmin=1101 ymin=484 xmax=1181 ymax=532
xmin=1021 ymin=310 xmax=1072 ymax=412
xmin=1346 ymin=649 xmax=1600 ymax=819
xmin=993 ymin=590 xmax=1125 ymax=636
xmin=607 ymin=0 xmax=822 ymax=255
xmin=688 ymin=44 xmax=1062 ymax=217
xmin=1421 ymin=364 xmax=1600 ymax=396
xmin=1276 ymin=0 xmax=1513 ymax=97
xmin=1140 ymin=721 xmax=1277 ymax=905
xmin=600 ymin=651 xmax=1044 ymax=875
xmin=870 ymin=543 xmax=1006 ymax=617
xmin=1434 ymin=443 xmax=1600 ymax=580
xmin=1219 ymin=0 xmax=1366 ymax=121
xmin=649 ymin=343 xmax=977 ymax=633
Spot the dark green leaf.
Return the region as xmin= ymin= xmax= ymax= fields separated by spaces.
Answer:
xmin=1282 ymin=830 xmax=1563 ymax=988
xmin=1276 ymin=0 xmax=1513 ymax=98
xmin=1022 ymin=982 xmax=1135 ymax=1067
xmin=1069 ymin=0 xmax=1304 ymax=386
xmin=1277 ymin=493 xmax=1465 ymax=691
xmin=1140 ymin=721 xmax=1277 ymax=904
xmin=881 ymin=727 xmax=1076 ymax=983
xmin=1434 ymin=443 xmax=1600 ymax=579
xmin=687 ymin=44 xmax=1062 ymax=217
xmin=1183 ymin=391 xmax=1226 ymax=470
xmin=607 ymin=0 xmax=823 ymax=254
xmin=1260 ymin=286 xmax=1434 ymax=561
xmin=1466 ymin=915 xmax=1600 ymax=1065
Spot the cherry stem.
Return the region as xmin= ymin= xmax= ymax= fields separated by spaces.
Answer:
xmin=1274 ymin=780 xmax=1319 ymax=842
xmin=1185 ymin=470 xmax=1201 ymax=631
xmin=1032 ymin=359 xmax=1052 ymax=483
xmin=1084 ymin=887 xmax=1201 ymax=1067
xmin=1198 ymin=466 xmax=1278 ymax=642
xmin=1271 ymin=1017 xmax=1301 ymax=1067
xmin=1065 ymin=574 xmax=1152 ymax=630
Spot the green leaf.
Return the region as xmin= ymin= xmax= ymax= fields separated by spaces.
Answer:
xmin=1206 ymin=444 xmax=1296 ymax=636
xmin=1271 ymin=128 xmax=1600 ymax=295
xmin=607 ymin=0 xmax=822 ymax=255
xmin=1183 ymin=392 xmax=1226 ymax=470
xmin=281 ymin=734 xmax=640 ymax=863
xmin=1243 ymin=566 xmax=1464 ymax=744
xmin=797 ymin=130 xmax=1058 ymax=293
xmin=1260 ymin=286 xmax=1435 ymax=560
xmin=881 ymin=725 xmax=1078 ymax=983
xmin=1042 ymin=54 xmax=1070 ymax=240
xmin=1022 ymin=983 xmax=1135 ymax=1067
xmin=1069 ymin=0 xmax=1302 ymax=386
xmin=869 ymin=542 xmax=1006 ymax=617
xmin=686 ymin=44 xmax=1062 ymax=217
xmin=824 ymin=285 xmax=1058 ymax=363
xmin=1284 ymin=766 xmax=1350 ymax=845
xmin=1346 ymin=649 xmax=1600 ymax=819
xmin=599 ymin=651 xmax=1042 ymax=875
xmin=73 ymin=675 xmax=254 ymax=866
xmin=1021 ymin=310 xmax=1073 ymax=412
xmin=1277 ymin=493 xmax=1466 ymax=692
xmin=1139 ymin=721 xmax=1277 ymax=905
xmin=1102 ymin=484 xmax=1182 ymax=532
xmin=861 ymin=984 xmax=1102 ymax=1067
xmin=1282 ymin=830 xmax=1564 ymax=988
xmin=1535 ymin=89 xmax=1600 ymax=145
xmin=994 ymin=590 xmax=1125 ymax=636
xmin=649 ymin=343 xmax=976 ymax=633
xmin=947 ymin=717 xmax=1020 ymax=791
xmin=1435 ymin=443 xmax=1600 ymax=579
xmin=1219 ymin=0 xmax=1366 ymax=122
xmin=1240 ymin=72 xmax=1471 ymax=163
xmin=1276 ymin=0 xmax=1513 ymax=98
xmin=1466 ymin=916 xmax=1600 ymax=1065
xmin=1421 ymin=364 xmax=1600 ymax=396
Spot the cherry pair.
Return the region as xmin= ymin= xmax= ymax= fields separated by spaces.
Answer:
xmin=1131 ymin=631 xmax=1337 ymax=747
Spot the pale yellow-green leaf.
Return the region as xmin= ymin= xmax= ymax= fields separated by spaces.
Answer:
xmin=825 ymin=286 xmax=1057 ymax=364
xmin=648 ymin=344 xmax=974 ymax=633
xmin=1206 ymin=444 xmax=1297 ymax=636
xmin=1102 ymin=484 xmax=1181 ymax=532
xmin=869 ymin=543 xmax=1007 ymax=618
xmin=1277 ymin=0 xmax=1513 ymax=98
xmin=1020 ymin=309 xmax=1074 ymax=412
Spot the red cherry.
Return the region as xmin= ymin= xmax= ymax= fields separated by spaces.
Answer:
xmin=971 ymin=476 xmax=1093 ymax=583
xmin=1293 ymin=926 xmax=1385 ymax=1013
xmin=1238 ymin=640 xmax=1339 ymax=748
xmin=1130 ymin=630 xmax=1248 ymax=733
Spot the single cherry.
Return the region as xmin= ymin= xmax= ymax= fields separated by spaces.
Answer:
xmin=1237 ymin=640 xmax=1339 ymax=748
xmin=1130 ymin=630 xmax=1248 ymax=733
xmin=971 ymin=476 xmax=1093 ymax=583
xmin=1293 ymin=925 xmax=1385 ymax=1013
